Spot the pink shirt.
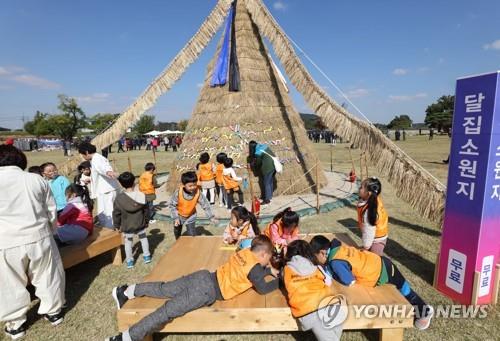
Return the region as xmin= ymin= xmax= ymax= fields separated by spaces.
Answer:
xmin=268 ymin=223 xmax=299 ymax=246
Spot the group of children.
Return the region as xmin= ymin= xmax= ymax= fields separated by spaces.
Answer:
xmin=196 ymin=151 xmax=246 ymax=210
xmin=26 ymin=156 xmax=164 ymax=270
xmin=105 ymin=179 xmax=434 ymax=341
xmin=23 ymin=145 xmax=433 ymax=341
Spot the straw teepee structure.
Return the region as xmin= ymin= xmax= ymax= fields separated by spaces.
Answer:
xmin=165 ymin=0 xmax=326 ymax=195
xmin=60 ymin=0 xmax=446 ymax=224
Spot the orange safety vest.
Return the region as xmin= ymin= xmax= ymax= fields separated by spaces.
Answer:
xmin=139 ymin=172 xmax=155 ymax=195
xmin=223 ymin=173 xmax=240 ymax=191
xmin=198 ymin=163 xmax=215 ymax=181
xmin=283 ymin=264 xmax=332 ymax=318
xmin=216 ymin=248 xmax=260 ymax=300
xmin=215 ymin=164 xmax=225 ymax=185
xmin=329 ymin=245 xmax=382 ymax=287
xmin=177 ymin=187 xmax=200 ymax=218
xmin=357 ymin=197 xmax=389 ymax=238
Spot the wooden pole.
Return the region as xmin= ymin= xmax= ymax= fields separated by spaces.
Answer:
xmin=316 ymin=161 xmax=320 ymax=214
xmin=330 ymin=144 xmax=333 ymax=172
xmin=359 ymin=152 xmax=364 ymax=180
xmin=364 ymin=153 xmax=369 ymax=177
xmin=152 ymin=147 xmax=158 ymax=167
xmin=247 ymin=164 xmax=256 ymax=213
xmin=127 ymin=156 xmax=132 ymax=173
xmin=348 ymin=147 xmax=356 ymax=175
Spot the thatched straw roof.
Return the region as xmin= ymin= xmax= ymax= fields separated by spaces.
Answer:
xmin=59 ymin=0 xmax=447 ymax=224
xmin=165 ymin=0 xmax=327 ymax=196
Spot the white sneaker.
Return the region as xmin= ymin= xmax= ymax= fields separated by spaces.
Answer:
xmin=414 ymin=305 xmax=434 ymax=330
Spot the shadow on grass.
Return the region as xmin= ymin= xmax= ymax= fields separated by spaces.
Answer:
xmin=388 ymin=217 xmax=441 ymax=237
xmin=337 ymin=219 xmax=435 ymax=285
xmin=133 ymin=228 xmax=165 ymax=259
xmin=64 ymin=252 xmax=115 ymax=315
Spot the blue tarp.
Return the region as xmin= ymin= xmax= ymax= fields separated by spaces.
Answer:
xmin=210 ymin=4 xmax=234 ymax=87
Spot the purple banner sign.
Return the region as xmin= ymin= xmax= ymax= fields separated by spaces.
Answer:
xmin=437 ymin=71 xmax=500 ymax=304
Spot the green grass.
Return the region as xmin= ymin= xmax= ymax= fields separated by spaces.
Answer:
xmin=3 ymin=135 xmax=498 ymax=341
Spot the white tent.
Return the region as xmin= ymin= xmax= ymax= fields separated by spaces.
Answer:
xmin=145 ymin=130 xmax=162 ymax=136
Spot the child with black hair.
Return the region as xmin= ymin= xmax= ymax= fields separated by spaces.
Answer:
xmin=215 ymin=152 xmax=227 ymax=207
xmin=54 ymin=184 xmax=94 ymax=246
xmin=284 ymin=240 xmax=343 ymax=341
xmin=358 ymin=177 xmax=389 ymax=255
xmin=113 ymin=172 xmax=151 ymax=269
xmin=223 ymin=206 xmax=260 ymax=245
xmin=263 ymin=207 xmax=300 ymax=248
xmin=41 ymin=162 xmax=71 ymax=213
xmin=28 ymin=165 xmax=42 ymax=175
xmin=106 ymin=235 xmax=279 ymax=341
xmin=310 ymin=235 xmax=434 ymax=330
xmin=139 ymin=163 xmax=161 ymax=222
xmin=169 ymin=171 xmax=216 ymax=239
xmin=74 ymin=161 xmax=92 ymax=197
xmin=222 ymin=157 xmax=244 ymax=210
xmin=196 ymin=152 xmax=216 ymax=205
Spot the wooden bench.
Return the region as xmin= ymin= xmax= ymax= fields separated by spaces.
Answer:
xmin=59 ymin=227 xmax=123 ymax=269
xmin=117 ymin=234 xmax=413 ymax=341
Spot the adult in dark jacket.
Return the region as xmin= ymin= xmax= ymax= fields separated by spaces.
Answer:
xmin=248 ymin=140 xmax=276 ymax=205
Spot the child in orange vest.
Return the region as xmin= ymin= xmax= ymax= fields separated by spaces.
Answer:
xmin=196 ymin=152 xmax=216 ymax=205
xmin=284 ymin=240 xmax=344 ymax=341
xmin=357 ymin=177 xmax=389 ymax=255
xmin=222 ymin=157 xmax=244 ymax=210
xmin=139 ymin=163 xmax=161 ymax=221
xmin=168 ymin=171 xmax=216 ymax=239
xmin=263 ymin=207 xmax=300 ymax=248
xmin=223 ymin=206 xmax=260 ymax=245
xmin=215 ymin=152 xmax=227 ymax=207
xmin=107 ymin=235 xmax=279 ymax=341
xmin=310 ymin=235 xmax=434 ymax=331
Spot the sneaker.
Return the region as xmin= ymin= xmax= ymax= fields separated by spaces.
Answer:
xmin=105 ymin=333 xmax=123 ymax=341
xmin=4 ymin=324 xmax=26 ymax=340
xmin=126 ymin=260 xmax=134 ymax=269
xmin=44 ymin=312 xmax=64 ymax=326
xmin=414 ymin=305 xmax=434 ymax=330
xmin=112 ymin=285 xmax=129 ymax=310
xmin=149 ymin=219 xmax=157 ymax=224
xmin=143 ymin=255 xmax=152 ymax=264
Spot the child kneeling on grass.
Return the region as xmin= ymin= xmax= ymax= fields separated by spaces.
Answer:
xmin=113 ymin=172 xmax=151 ymax=269
xmin=169 ymin=171 xmax=216 ymax=239
xmin=106 ymin=235 xmax=279 ymax=341
xmin=284 ymin=240 xmax=343 ymax=341
xmin=310 ymin=235 xmax=434 ymax=330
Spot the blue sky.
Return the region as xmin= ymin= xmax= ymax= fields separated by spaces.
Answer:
xmin=0 ymin=0 xmax=499 ymax=129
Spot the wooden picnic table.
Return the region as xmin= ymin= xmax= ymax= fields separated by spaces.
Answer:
xmin=60 ymin=227 xmax=122 ymax=269
xmin=117 ymin=234 xmax=413 ymax=341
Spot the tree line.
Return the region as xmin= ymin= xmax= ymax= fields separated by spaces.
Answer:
xmin=23 ymin=95 xmax=188 ymax=141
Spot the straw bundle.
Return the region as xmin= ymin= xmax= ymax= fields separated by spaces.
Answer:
xmin=244 ymin=0 xmax=446 ymax=224
xmin=58 ymin=0 xmax=234 ymax=176
xmin=166 ymin=0 xmax=327 ymax=196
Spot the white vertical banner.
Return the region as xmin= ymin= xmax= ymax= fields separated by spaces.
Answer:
xmin=446 ymin=249 xmax=467 ymax=294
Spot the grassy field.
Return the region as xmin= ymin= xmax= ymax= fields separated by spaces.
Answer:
xmin=4 ymin=135 xmax=499 ymax=341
